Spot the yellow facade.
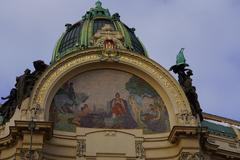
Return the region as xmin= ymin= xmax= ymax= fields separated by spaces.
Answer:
xmin=0 ymin=2 xmax=240 ymax=160
xmin=0 ymin=49 xmax=239 ymax=159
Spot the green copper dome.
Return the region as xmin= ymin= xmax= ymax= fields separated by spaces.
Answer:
xmin=51 ymin=1 xmax=148 ymax=63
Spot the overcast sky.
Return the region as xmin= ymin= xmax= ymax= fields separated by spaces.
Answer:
xmin=0 ymin=0 xmax=239 ymax=121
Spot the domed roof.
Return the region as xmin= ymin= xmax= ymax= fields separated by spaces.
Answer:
xmin=51 ymin=1 xmax=148 ymax=63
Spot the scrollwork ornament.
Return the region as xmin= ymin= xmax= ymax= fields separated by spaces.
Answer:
xmin=99 ymin=50 xmax=120 ymax=62
xmin=135 ymin=140 xmax=145 ymax=159
xmin=179 ymin=152 xmax=205 ymax=160
xmin=30 ymin=103 xmax=43 ymax=120
xmin=0 ymin=125 xmax=5 ymax=136
xmin=77 ymin=139 xmax=86 ymax=157
xmin=176 ymin=109 xmax=197 ymax=126
xmin=91 ymin=24 xmax=126 ymax=50
xmin=20 ymin=149 xmax=42 ymax=160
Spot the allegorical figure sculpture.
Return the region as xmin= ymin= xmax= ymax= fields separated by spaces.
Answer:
xmin=0 ymin=60 xmax=48 ymax=124
xmin=0 ymin=88 xmax=18 ymax=124
xmin=170 ymin=48 xmax=203 ymax=121
xmin=31 ymin=60 xmax=49 ymax=80
xmin=15 ymin=69 xmax=33 ymax=105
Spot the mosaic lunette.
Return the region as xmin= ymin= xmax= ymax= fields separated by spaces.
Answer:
xmin=50 ymin=69 xmax=170 ymax=133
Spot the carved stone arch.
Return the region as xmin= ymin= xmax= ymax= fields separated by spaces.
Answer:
xmin=28 ymin=49 xmax=193 ymax=128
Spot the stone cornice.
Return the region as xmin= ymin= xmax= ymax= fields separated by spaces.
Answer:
xmin=203 ymin=112 xmax=240 ymax=127
xmin=168 ymin=126 xmax=208 ymax=143
xmin=0 ymin=121 xmax=53 ymax=150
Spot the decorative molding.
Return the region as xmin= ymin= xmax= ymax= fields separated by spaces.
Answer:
xmin=29 ymin=103 xmax=43 ymax=120
xmin=99 ymin=50 xmax=121 ymax=62
xmin=206 ymin=138 xmax=215 ymax=144
xmin=228 ymin=143 xmax=237 ymax=148
xmin=176 ymin=109 xmax=197 ymax=126
xmin=91 ymin=24 xmax=125 ymax=50
xmin=179 ymin=152 xmax=204 ymax=160
xmin=203 ymin=112 xmax=240 ymax=127
xmin=135 ymin=140 xmax=145 ymax=159
xmin=11 ymin=121 xmax=53 ymax=141
xmin=119 ymin=54 xmax=188 ymax=113
xmin=203 ymin=135 xmax=240 ymax=158
xmin=0 ymin=125 xmax=5 ymax=136
xmin=92 ymin=24 xmax=124 ymax=62
xmin=77 ymin=139 xmax=86 ymax=157
xmin=29 ymin=49 xmax=190 ymax=121
xmin=20 ymin=149 xmax=42 ymax=160
xmin=105 ymin=131 xmax=116 ymax=136
xmin=168 ymin=126 xmax=207 ymax=143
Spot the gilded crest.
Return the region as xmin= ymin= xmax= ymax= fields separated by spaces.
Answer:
xmin=91 ymin=24 xmax=126 ymax=50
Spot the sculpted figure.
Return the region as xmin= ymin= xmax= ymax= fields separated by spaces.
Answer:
xmin=0 ymin=60 xmax=48 ymax=124
xmin=170 ymin=49 xmax=203 ymax=121
xmin=31 ymin=60 xmax=48 ymax=81
xmin=15 ymin=60 xmax=48 ymax=106
xmin=15 ymin=69 xmax=32 ymax=105
xmin=0 ymin=88 xmax=17 ymax=124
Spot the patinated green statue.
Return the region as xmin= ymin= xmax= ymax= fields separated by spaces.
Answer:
xmin=170 ymin=49 xmax=203 ymax=121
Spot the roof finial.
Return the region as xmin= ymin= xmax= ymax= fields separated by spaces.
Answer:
xmin=95 ymin=0 xmax=102 ymax=8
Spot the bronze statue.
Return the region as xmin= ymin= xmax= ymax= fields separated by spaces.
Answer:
xmin=0 ymin=88 xmax=17 ymax=124
xmin=170 ymin=49 xmax=203 ymax=121
xmin=15 ymin=69 xmax=33 ymax=105
xmin=0 ymin=60 xmax=48 ymax=124
xmin=15 ymin=60 xmax=48 ymax=105
xmin=32 ymin=60 xmax=48 ymax=79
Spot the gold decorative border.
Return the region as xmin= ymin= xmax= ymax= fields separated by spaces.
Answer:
xmin=120 ymin=54 xmax=186 ymax=109
xmin=28 ymin=49 xmax=190 ymax=124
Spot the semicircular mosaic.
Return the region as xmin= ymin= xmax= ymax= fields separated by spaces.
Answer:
xmin=49 ymin=69 xmax=170 ymax=134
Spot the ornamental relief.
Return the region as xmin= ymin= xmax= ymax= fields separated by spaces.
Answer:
xmin=77 ymin=139 xmax=86 ymax=157
xmin=0 ymin=125 xmax=5 ymax=137
xmin=28 ymin=50 xmax=190 ymax=125
xmin=179 ymin=152 xmax=205 ymax=160
xmin=135 ymin=140 xmax=145 ymax=159
xmin=91 ymin=24 xmax=126 ymax=50
xmin=176 ymin=109 xmax=197 ymax=126
xmin=20 ymin=149 xmax=42 ymax=160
